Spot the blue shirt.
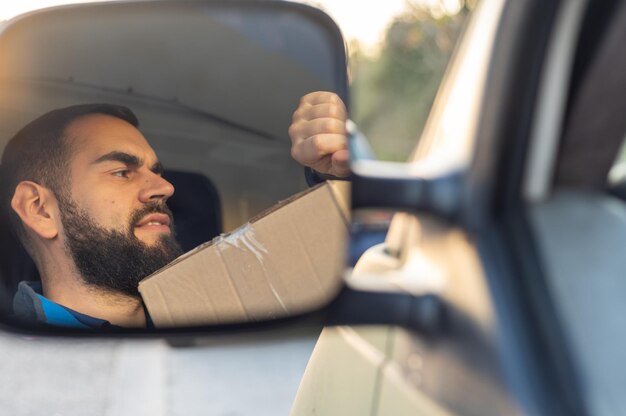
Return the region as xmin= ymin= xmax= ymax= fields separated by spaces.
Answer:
xmin=13 ymin=281 xmax=152 ymax=329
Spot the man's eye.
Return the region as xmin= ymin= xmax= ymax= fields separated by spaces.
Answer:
xmin=112 ymin=170 xmax=130 ymax=178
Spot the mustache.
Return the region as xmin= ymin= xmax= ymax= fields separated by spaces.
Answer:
xmin=129 ymin=202 xmax=174 ymax=229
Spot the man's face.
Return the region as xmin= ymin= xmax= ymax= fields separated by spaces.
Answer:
xmin=58 ymin=114 xmax=183 ymax=295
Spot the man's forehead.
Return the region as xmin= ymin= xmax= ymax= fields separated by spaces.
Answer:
xmin=66 ymin=113 xmax=157 ymax=160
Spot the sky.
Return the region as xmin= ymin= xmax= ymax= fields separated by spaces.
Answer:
xmin=300 ymin=0 xmax=409 ymax=53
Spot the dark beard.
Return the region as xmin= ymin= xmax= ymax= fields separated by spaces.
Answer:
xmin=59 ymin=197 xmax=183 ymax=297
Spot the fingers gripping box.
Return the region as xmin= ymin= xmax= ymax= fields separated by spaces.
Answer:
xmin=138 ymin=181 xmax=350 ymax=328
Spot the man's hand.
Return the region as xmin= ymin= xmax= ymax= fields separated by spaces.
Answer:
xmin=288 ymin=91 xmax=350 ymax=177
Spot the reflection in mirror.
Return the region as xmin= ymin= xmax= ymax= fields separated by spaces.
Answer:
xmin=0 ymin=1 xmax=350 ymax=330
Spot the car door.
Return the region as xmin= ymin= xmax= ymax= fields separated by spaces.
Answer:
xmin=528 ymin=1 xmax=626 ymax=414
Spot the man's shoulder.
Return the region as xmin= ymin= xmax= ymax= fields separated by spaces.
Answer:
xmin=13 ymin=281 xmax=47 ymax=323
xmin=12 ymin=281 xmax=102 ymax=329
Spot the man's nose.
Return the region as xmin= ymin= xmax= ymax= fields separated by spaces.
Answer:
xmin=138 ymin=172 xmax=175 ymax=203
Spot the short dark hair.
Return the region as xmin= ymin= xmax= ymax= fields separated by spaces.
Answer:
xmin=0 ymin=103 xmax=139 ymax=244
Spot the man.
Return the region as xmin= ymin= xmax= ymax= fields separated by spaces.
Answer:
xmin=2 ymin=104 xmax=184 ymax=329
xmin=0 ymin=91 xmax=348 ymax=329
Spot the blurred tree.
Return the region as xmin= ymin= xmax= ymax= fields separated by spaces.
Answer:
xmin=350 ymin=1 xmax=474 ymax=160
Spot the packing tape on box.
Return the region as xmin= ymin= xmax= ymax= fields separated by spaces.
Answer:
xmin=214 ymin=223 xmax=288 ymax=313
xmin=215 ymin=223 xmax=269 ymax=265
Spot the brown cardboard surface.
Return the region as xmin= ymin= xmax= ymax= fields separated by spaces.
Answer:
xmin=139 ymin=181 xmax=350 ymax=328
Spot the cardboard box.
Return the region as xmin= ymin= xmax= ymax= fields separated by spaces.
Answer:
xmin=139 ymin=181 xmax=350 ymax=328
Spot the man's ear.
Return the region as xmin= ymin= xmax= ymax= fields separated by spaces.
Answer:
xmin=11 ymin=181 xmax=60 ymax=240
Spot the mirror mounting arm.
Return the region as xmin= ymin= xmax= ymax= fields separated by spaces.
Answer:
xmin=350 ymin=161 xmax=464 ymax=224
xmin=325 ymin=285 xmax=447 ymax=336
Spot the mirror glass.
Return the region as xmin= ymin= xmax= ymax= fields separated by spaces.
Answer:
xmin=0 ymin=1 xmax=350 ymax=330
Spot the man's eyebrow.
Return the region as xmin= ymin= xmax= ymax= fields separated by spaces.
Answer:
xmin=92 ymin=151 xmax=164 ymax=174
xmin=92 ymin=151 xmax=142 ymax=168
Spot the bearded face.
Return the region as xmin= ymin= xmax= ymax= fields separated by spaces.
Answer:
xmin=59 ymin=195 xmax=183 ymax=297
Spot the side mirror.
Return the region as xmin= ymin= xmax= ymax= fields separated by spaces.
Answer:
xmin=0 ymin=0 xmax=352 ymax=333
xmin=0 ymin=0 xmax=458 ymax=335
